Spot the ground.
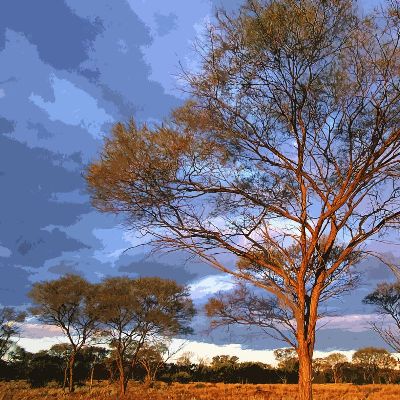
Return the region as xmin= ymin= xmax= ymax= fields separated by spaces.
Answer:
xmin=1 ymin=381 xmax=400 ymax=400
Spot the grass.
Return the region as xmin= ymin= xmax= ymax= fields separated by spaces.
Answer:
xmin=0 ymin=381 xmax=400 ymax=400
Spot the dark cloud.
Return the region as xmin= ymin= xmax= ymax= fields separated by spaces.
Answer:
xmin=119 ymin=259 xmax=196 ymax=284
xmin=0 ymin=0 xmax=101 ymax=70
xmin=210 ymin=0 xmax=244 ymax=13
xmin=0 ymin=135 xmax=89 ymax=303
xmin=0 ymin=117 xmax=15 ymax=134
xmin=48 ymin=261 xmax=83 ymax=276
xmin=154 ymin=13 xmax=178 ymax=36
xmin=70 ymin=0 xmax=181 ymax=121
xmin=0 ymin=262 xmax=32 ymax=305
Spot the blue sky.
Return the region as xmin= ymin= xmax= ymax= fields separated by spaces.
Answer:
xmin=0 ymin=0 xmax=398 ymax=356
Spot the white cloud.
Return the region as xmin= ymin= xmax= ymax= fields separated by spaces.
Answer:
xmin=29 ymin=74 xmax=114 ymax=138
xmin=167 ymin=339 xmax=371 ymax=366
xmin=189 ymin=275 xmax=235 ymax=300
xmin=0 ymin=244 xmax=12 ymax=258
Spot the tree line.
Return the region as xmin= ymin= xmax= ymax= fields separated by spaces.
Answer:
xmin=1 ymin=344 xmax=399 ymax=388
xmin=1 ymin=274 xmax=400 ymax=394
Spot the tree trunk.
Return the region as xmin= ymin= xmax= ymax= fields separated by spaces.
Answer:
xmin=116 ymin=354 xmax=127 ymax=396
xmin=297 ymin=341 xmax=313 ymax=400
xmin=68 ymin=352 xmax=76 ymax=393
xmin=332 ymin=367 xmax=338 ymax=384
xmin=89 ymin=365 xmax=94 ymax=392
xmin=62 ymin=363 xmax=68 ymax=391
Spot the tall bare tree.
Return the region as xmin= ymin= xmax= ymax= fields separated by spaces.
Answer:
xmin=86 ymin=1 xmax=400 ymax=399
xmin=92 ymin=277 xmax=194 ymax=395
xmin=29 ymin=274 xmax=98 ymax=393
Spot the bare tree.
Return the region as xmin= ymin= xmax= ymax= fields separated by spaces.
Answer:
xmin=0 ymin=307 xmax=26 ymax=359
xmin=363 ymin=281 xmax=400 ymax=352
xmin=92 ymin=277 xmax=194 ymax=395
xmin=86 ymin=1 xmax=400 ymax=399
xmin=29 ymin=275 xmax=98 ymax=393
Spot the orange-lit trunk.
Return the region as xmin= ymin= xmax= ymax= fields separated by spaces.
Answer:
xmin=297 ymin=341 xmax=313 ymax=400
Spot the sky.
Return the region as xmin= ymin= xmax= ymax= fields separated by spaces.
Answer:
xmin=0 ymin=0 xmax=398 ymax=359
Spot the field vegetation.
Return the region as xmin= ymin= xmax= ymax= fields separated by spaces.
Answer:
xmin=1 ymin=381 xmax=400 ymax=400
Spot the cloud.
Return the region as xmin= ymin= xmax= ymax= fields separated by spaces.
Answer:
xmin=21 ymin=323 xmax=63 ymax=339
xmin=0 ymin=0 xmax=189 ymax=306
xmin=154 ymin=13 xmax=178 ymax=37
xmin=119 ymin=259 xmax=197 ymax=285
xmin=190 ymin=275 xmax=235 ymax=300
xmin=30 ymin=74 xmax=114 ymax=138
xmin=0 ymin=0 xmax=100 ymax=69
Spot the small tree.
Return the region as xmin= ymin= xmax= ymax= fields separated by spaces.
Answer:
xmin=210 ymin=355 xmax=239 ymax=383
xmin=363 ymin=282 xmax=400 ymax=353
xmin=352 ymin=347 xmax=397 ymax=384
xmin=48 ymin=343 xmax=73 ymax=390
xmin=176 ymin=351 xmax=194 ymax=368
xmin=274 ymin=348 xmax=298 ymax=383
xmin=324 ymin=353 xmax=347 ymax=383
xmin=87 ymin=1 xmax=400 ymax=399
xmin=93 ymin=276 xmax=194 ymax=395
xmin=81 ymin=346 xmax=109 ymax=391
xmin=0 ymin=307 xmax=26 ymax=359
xmin=137 ymin=341 xmax=173 ymax=386
xmin=29 ymin=275 xmax=98 ymax=392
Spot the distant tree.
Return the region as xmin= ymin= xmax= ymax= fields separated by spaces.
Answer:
xmin=210 ymin=355 xmax=240 ymax=383
xmin=274 ymin=348 xmax=298 ymax=372
xmin=211 ymin=355 xmax=239 ymax=369
xmin=324 ymin=353 xmax=348 ymax=383
xmin=0 ymin=345 xmax=31 ymax=380
xmin=92 ymin=276 xmax=195 ymax=395
xmin=28 ymin=275 xmax=98 ymax=392
xmin=238 ymin=361 xmax=274 ymax=384
xmin=137 ymin=341 xmax=172 ymax=386
xmin=27 ymin=350 xmax=63 ymax=387
xmin=313 ymin=353 xmax=347 ymax=383
xmin=274 ymin=348 xmax=299 ymax=383
xmin=352 ymin=347 xmax=397 ymax=384
xmin=0 ymin=307 xmax=26 ymax=359
xmin=86 ymin=1 xmax=400 ymax=399
xmin=176 ymin=351 xmax=194 ymax=368
xmin=48 ymin=343 xmax=73 ymax=390
xmin=333 ymin=361 xmax=362 ymax=384
xmin=81 ymin=346 xmax=109 ymax=392
xmin=363 ymin=282 xmax=400 ymax=353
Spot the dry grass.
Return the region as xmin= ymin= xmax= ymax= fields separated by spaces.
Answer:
xmin=0 ymin=381 xmax=399 ymax=400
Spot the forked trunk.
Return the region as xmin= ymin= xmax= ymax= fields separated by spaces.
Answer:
xmin=116 ymin=354 xmax=128 ymax=396
xmin=297 ymin=342 xmax=313 ymax=400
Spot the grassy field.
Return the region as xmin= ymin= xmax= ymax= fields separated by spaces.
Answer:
xmin=1 ymin=381 xmax=400 ymax=400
